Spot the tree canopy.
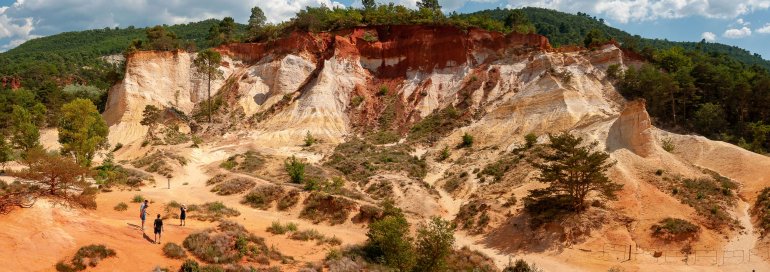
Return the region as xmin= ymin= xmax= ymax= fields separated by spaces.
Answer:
xmin=58 ymin=98 xmax=109 ymax=167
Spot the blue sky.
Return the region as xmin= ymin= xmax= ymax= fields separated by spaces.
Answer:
xmin=1 ymin=0 xmax=769 ymax=59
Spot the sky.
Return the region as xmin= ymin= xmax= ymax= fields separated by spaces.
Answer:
xmin=1 ymin=0 xmax=769 ymax=59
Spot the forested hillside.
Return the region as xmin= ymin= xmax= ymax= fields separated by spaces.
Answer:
xmin=469 ymin=7 xmax=770 ymax=70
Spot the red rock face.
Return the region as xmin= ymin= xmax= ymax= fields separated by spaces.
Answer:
xmin=218 ymin=25 xmax=551 ymax=78
xmin=1 ymin=76 xmax=21 ymax=90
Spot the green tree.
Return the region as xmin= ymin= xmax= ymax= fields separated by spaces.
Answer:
xmin=364 ymin=212 xmax=415 ymax=271
xmin=417 ymin=0 xmax=441 ymax=11
xmin=193 ymin=49 xmax=223 ymax=123
xmin=693 ymin=103 xmax=727 ymax=137
xmin=583 ymin=28 xmax=608 ymax=48
xmin=0 ymin=137 xmax=12 ymax=170
xmin=219 ymin=17 xmax=237 ymax=43
xmin=530 ymin=133 xmax=621 ymax=210
xmin=58 ymin=99 xmax=109 ymax=167
xmin=414 ymin=217 xmax=455 ymax=272
xmin=504 ymin=10 xmax=535 ymax=34
xmin=9 ymin=105 xmax=41 ymax=152
xmin=362 ymin=0 xmax=376 ymax=10
xmin=146 ymin=25 xmax=179 ymax=51
xmin=284 ymin=156 xmax=306 ymax=184
xmin=248 ymin=7 xmax=267 ymax=32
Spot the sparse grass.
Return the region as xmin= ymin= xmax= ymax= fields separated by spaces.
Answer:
xmin=651 ymin=218 xmax=699 ymax=240
xmin=267 ymin=221 xmax=299 ymax=235
xmin=454 ymin=200 xmax=491 ymax=234
xmin=241 ymin=185 xmax=285 ymax=210
xmin=114 ymin=202 xmax=128 ymax=211
xmin=55 ymin=244 xmax=116 ymax=271
xmin=753 ymin=187 xmax=770 ymax=236
xmin=219 ymin=151 xmax=266 ymax=175
xmin=324 ymin=138 xmax=427 ymax=184
xmin=300 ymin=192 xmax=357 ymax=225
xmin=661 ymin=137 xmax=676 ymax=152
xmin=654 ymin=171 xmax=738 ymax=230
xmin=365 ymin=130 xmax=400 ymax=145
xmin=206 ymin=174 xmax=228 ymax=186
xmin=290 ymin=229 xmax=324 ymax=241
xmin=480 ymin=154 xmax=520 ymax=182
xmin=407 ymin=107 xmax=468 ymax=145
xmin=210 ymin=178 xmax=256 ymax=195
xmin=162 ymin=243 xmax=187 ymax=259
xmin=132 ymin=150 xmax=186 ymax=178
xmin=437 ymin=146 xmax=450 ymax=161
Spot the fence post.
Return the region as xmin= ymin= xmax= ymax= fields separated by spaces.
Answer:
xmin=628 ymin=245 xmax=632 ymax=261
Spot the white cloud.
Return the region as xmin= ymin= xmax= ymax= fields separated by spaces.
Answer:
xmin=758 ymin=23 xmax=770 ymax=34
xmin=723 ymin=26 xmax=752 ymax=38
xmin=701 ymin=31 xmax=716 ymax=42
xmin=506 ymin=0 xmax=770 ymax=23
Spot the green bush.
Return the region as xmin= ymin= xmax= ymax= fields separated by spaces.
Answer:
xmin=132 ymin=195 xmax=144 ymax=203
xmin=414 ymin=217 xmax=455 ymax=272
xmin=364 ymin=214 xmax=415 ymax=271
xmin=437 ymin=146 xmax=450 ymax=161
xmin=241 ymin=185 xmax=285 ymax=210
xmin=183 ymin=221 xmax=269 ymax=265
xmin=304 ymin=132 xmax=317 ymax=147
xmin=651 ymin=218 xmax=699 ymax=239
xmin=460 ymin=133 xmax=474 ymax=148
xmin=55 ymin=244 xmax=116 ymax=271
xmin=524 ymin=133 xmax=538 ymax=148
xmin=502 ymin=259 xmax=544 ymax=272
xmin=179 ymin=259 xmax=200 ymax=272
xmin=661 ymin=137 xmax=676 ymax=152
xmin=210 ymin=178 xmax=256 ymax=195
xmin=300 ymin=192 xmax=356 ymax=225
xmin=284 ymin=156 xmax=306 ymax=184
xmin=753 ymin=187 xmax=770 ymax=235
xmin=162 ymin=243 xmax=187 ymax=259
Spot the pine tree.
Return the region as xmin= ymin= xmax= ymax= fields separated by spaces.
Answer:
xmin=530 ymin=133 xmax=621 ymax=211
xmin=193 ymin=49 xmax=223 ymax=123
xmin=58 ymin=99 xmax=109 ymax=167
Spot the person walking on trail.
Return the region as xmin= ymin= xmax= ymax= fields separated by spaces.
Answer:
xmin=153 ymin=214 xmax=164 ymax=244
xmin=180 ymin=204 xmax=187 ymax=226
xmin=140 ymin=200 xmax=149 ymax=231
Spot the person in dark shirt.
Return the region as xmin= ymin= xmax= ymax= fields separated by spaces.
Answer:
xmin=153 ymin=214 xmax=164 ymax=244
xmin=180 ymin=204 xmax=187 ymax=226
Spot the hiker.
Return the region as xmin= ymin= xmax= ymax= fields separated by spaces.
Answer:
xmin=180 ymin=204 xmax=187 ymax=226
xmin=153 ymin=214 xmax=164 ymax=244
xmin=140 ymin=200 xmax=149 ymax=231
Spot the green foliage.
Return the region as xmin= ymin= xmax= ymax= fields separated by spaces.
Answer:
xmin=284 ymin=156 xmax=306 ymax=184
xmin=524 ymin=133 xmax=538 ymax=148
xmin=527 ymin=133 xmax=621 ymax=216
xmin=693 ymin=103 xmax=727 ymax=137
xmin=180 ymin=259 xmax=200 ymax=272
xmin=655 ymin=173 xmax=737 ymax=229
xmin=408 ymin=106 xmax=468 ymax=145
xmin=460 ymin=132 xmax=474 ymax=148
xmin=183 ymin=221 xmax=269 ymax=265
xmin=651 ymin=218 xmax=699 ymax=239
xmin=132 ymin=195 xmax=145 ymax=203
xmin=299 ymin=192 xmax=356 ymax=225
xmin=502 ymin=259 xmax=544 ymax=272
xmin=437 ymin=146 xmax=450 ymax=161
xmin=661 ymin=137 xmax=676 ymax=152
xmin=249 ymin=7 xmax=267 ymax=34
xmin=504 ymin=9 xmax=536 ymax=34
xmin=208 ymin=17 xmax=239 ymax=46
xmin=414 ymin=217 xmax=455 ymax=272
xmin=324 ymin=138 xmax=427 ymax=183
xmin=753 ymin=187 xmax=770 ymax=236
xmin=56 ymin=244 xmax=116 ymax=271
xmin=0 ymin=138 xmax=12 ymax=169
xmin=241 ymin=185 xmax=285 ymax=210
xmin=583 ymin=28 xmax=608 ymax=48
xmin=364 ymin=212 xmax=415 ymax=270
xmin=9 ymin=105 xmax=42 ymax=151
xmin=193 ymin=49 xmax=224 ymax=123
xmin=210 ymin=178 xmax=256 ymax=196
xmin=304 ymin=131 xmax=317 ymax=147
xmin=58 ymin=98 xmax=109 ymax=167
xmin=143 ymin=25 xmax=181 ymax=51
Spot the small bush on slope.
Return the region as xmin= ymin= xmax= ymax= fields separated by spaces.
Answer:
xmin=183 ymin=221 xmax=275 ymax=265
xmin=300 ymin=192 xmax=356 ymax=225
xmin=651 ymin=218 xmax=699 ymax=240
xmin=210 ymin=178 xmax=256 ymax=195
xmin=241 ymin=185 xmax=285 ymax=210
xmin=55 ymin=244 xmax=116 ymax=272
xmin=162 ymin=242 xmax=187 ymax=259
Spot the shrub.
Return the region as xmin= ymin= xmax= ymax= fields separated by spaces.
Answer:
xmin=132 ymin=195 xmax=144 ymax=203
xmin=754 ymin=187 xmax=770 ymax=235
xmin=324 ymin=139 xmax=427 ymax=183
xmin=267 ymin=221 xmax=288 ymax=235
xmin=377 ymin=86 xmax=388 ymax=96
xmin=407 ymin=106 xmax=469 ymax=145
xmin=502 ymin=259 xmax=544 ymax=272
xmin=651 ymin=218 xmax=699 ymax=240
xmin=524 ymin=133 xmax=538 ymax=148
xmin=181 ymin=202 xmax=241 ymax=222
xmin=285 ymin=156 xmax=305 ymax=184
xmin=300 ymin=192 xmax=357 ymax=225
xmin=364 ymin=214 xmax=415 ymax=271
xmin=112 ymin=143 xmax=123 ymax=152
xmin=220 ymin=151 xmax=266 ymax=174
xmin=277 ymin=189 xmax=301 ymax=210
xmin=179 ymin=260 xmax=200 ymax=272
xmin=289 ymin=229 xmax=324 ymax=241
xmin=446 ymin=246 xmax=497 ymax=271
xmin=351 ymin=95 xmax=364 ymax=107
xmin=437 ymin=146 xmax=450 ymax=161
xmin=210 ymin=178 xmax=256 ymax=195
xmin=460 ymin=133 xmax=474 ymax=148
xmin=304 ymin=132 xmax=317 ymax=147
xmin=241 ymin=185 xmax=285 ymax=210
xmin=162 ymin=243 xmax=187 ymax=259
xmin=114 ymin=202 xmax=128 ymax=211
xmin=661 ymin=137 xmax=676 ymax=152
xmin=56 ymin=244 xmax=116 ymax=271
xmin=183 ymin=221 xmax=270 ymax=265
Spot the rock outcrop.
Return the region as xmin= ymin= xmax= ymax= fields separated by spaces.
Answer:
xmin=609 ymin=99 xmax=654 ymax=157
